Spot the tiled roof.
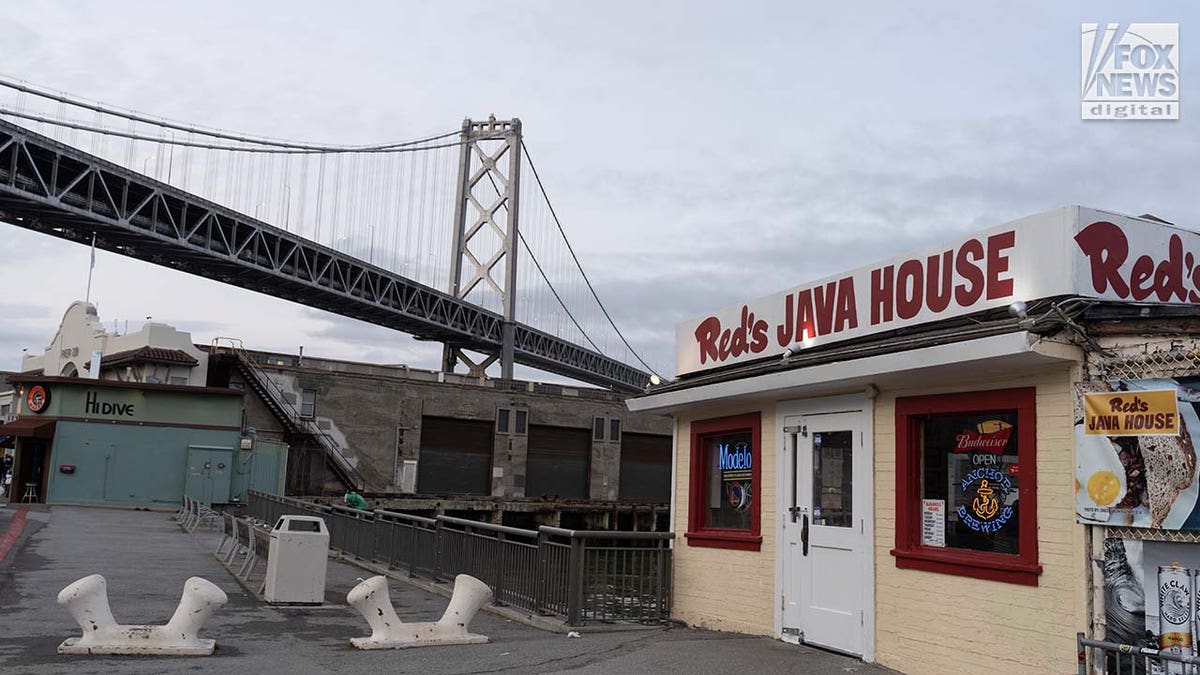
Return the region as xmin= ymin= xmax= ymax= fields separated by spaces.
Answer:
xmin=88 ymin=346 xmax=199 ymax=368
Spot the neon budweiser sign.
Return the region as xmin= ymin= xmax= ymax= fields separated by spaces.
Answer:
xmin=675 ymin=207 xmax=1200 ymax=375
xmin=952 ymin=427 xmax=1012 ymax=454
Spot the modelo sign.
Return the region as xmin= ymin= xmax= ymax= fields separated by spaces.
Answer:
xmin=676 ymin=207 xmax=1200 ymax=375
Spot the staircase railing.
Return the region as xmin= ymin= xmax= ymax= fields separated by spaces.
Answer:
xmin=212 ymin=337 xmax=364 ymax=490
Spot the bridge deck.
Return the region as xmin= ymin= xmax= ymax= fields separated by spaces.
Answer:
xmin=0 ymin=119 xmax=647 ymax=392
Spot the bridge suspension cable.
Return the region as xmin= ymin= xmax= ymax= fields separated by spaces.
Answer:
xmin=0 ymin=76 xmax=665 ymax=384
xmin=0 ymin=107 xmax=471 ymax=153
xmin=0 ymin=75 xmax=464 ymax=152
xmin=520 ymin=141 xmax=662 ymax=378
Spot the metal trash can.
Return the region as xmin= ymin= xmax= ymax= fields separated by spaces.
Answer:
xmin=264 ymin=515 xmax=329 ymax=604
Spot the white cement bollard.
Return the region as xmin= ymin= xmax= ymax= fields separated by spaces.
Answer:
xmin=57 ymin=574 xmax=228 ymax=655
xmin=347 ymin=574 xmax=492 ymax=649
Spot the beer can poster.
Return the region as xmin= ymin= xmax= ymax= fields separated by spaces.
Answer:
xmin=1100 ymin=538 xmax=1200 ymax=669
xmin=1075 ymin=377 xmax=1200 ymax=530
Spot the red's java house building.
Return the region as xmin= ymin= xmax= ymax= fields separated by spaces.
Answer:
xmin=629 ymin=207 xmax=1200 ymax=674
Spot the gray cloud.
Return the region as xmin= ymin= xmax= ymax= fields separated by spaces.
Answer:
xmin=0 ymin=2 xmax=1196 ymax=386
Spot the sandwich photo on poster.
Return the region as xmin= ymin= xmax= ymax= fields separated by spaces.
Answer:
xmin=1076 ymin=378 xmax=1200 ymax=530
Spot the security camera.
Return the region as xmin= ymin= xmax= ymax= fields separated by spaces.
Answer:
xmin=782 ymin=346 xmax=796 ymax=360
xmin=1007 ymin=301 xmax=1028 ymax=320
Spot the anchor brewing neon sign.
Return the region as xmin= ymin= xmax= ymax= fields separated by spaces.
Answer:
xmin=958 ymin=467 xmax=1014 ymax=533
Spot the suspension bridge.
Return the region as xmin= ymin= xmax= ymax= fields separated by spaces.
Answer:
xmin=0 ymin=79 xmax=660 ymax=392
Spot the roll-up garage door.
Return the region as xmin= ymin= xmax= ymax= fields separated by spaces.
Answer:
xmin=618 ymin=432 xmax=671 ymax=502
xmin=417 ymin=416 xmax=493 ymax=495
xmin=526 ymin=425 xmax=590 ymax=499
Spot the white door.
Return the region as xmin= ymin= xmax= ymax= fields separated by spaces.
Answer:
xmin=781 ymin=409 xmax=870 ymax=657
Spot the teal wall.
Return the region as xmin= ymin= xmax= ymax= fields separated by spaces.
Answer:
xmin=47 ymin=422 xmax=239 ymax=507
xmin=231 ymin=439 xmax=288 ymax=500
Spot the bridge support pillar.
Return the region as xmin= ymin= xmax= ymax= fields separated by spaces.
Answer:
xmin=443 ymin=116 xmax=522 ymax=381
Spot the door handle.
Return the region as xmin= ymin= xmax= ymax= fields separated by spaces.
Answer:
xmin=788 ymin=506 xmax=804 ymax=523
xmin=801 ymin=514 xmax=809 ymax=557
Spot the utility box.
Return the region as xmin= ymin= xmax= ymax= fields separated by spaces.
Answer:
xmin=264 ymin=515 xmax=329 ymax=604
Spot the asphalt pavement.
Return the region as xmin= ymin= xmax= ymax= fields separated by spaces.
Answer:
xmin=0 ymin=504 xmax=896 ymax=674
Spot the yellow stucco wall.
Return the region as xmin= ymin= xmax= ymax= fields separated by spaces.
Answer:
xmin=668 ymin=365 xmax=1087 ymax=674
xmin=873 ymin=366 xmax=1087 ymax=675
xmin=672 ymin=401 xmax=778 ymax=635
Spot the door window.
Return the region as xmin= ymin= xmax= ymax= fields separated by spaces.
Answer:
xmin=812 ymin=430 xmax=853 ymax=527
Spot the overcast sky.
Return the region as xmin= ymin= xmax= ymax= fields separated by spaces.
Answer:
xmin=0 ymin=2 xmax=1195 ymax=382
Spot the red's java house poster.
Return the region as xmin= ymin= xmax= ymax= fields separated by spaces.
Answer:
xmin=1076 ymin=378 xmax=1200 ymax=530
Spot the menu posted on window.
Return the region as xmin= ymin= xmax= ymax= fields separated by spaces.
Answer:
xmin=921 ymin=499 xmax=946 ymax=547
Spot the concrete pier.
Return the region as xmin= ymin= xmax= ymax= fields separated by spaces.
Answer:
xmin=0 ymin=505 xmax=893 ymax=674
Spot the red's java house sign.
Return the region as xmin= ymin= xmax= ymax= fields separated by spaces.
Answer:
xmin=676 ymin=207 xmax=1200 ymax=375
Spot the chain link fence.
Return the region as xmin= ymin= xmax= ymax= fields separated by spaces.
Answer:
xmin=1082 ymin=337 xmax=1200 ymax=672
xmin=1085 ymin=338 xmax=1200 ymax=382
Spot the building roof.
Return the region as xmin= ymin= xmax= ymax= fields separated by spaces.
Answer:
xmin=87 ymin=346 xmax=199 ymax=369
xmin=3 ymin=375 xmax=244 ymax=396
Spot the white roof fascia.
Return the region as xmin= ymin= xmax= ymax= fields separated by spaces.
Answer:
xmin=628 ymin=331 xmax=1081 ymax=414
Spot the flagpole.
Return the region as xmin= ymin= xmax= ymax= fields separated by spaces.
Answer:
xmin=85 ymin=232 xmax=96 ymax=302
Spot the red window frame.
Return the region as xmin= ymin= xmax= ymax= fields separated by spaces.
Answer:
xmin=685 ymin=412 xmax=762 ymax=551
xmin=892 ymin=387 xmax=1042 ymax=586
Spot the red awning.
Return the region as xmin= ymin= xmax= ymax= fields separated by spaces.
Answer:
xmin=0 ymin=417 xmax=56 ymax=440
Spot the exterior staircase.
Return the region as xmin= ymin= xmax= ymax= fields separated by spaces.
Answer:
xmin=212 ymin=338 xmax=363 ymax=491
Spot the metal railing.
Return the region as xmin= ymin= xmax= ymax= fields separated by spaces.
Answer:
xmin=212 ymin=337 xmax=363 ymax=490
xmin=1078 ymin=632 xmax=1200 ymax=674
xmin=245 ymin=490 xmax=673 ymax=625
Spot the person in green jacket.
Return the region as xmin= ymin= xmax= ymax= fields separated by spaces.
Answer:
xmin=344 ymin=491 xmax=368 ymax=511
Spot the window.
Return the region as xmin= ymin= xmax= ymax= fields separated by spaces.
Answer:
xmin=893 ymin=388 xmax=1041 ymax=585
xmin=169 ymin=376 xmax=188 ymax=386
xmin=299 ymin=388 xmax=316 ymax=418
xmin=685 ymin=412 xmax=762 ymax=550
xmin=813 ymin=430 xmax=853 ymax=527
xmin=496 ymin=407 xmax=527 ymax=436
xmin=593 ymin=416 xmax=622 ymax=442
